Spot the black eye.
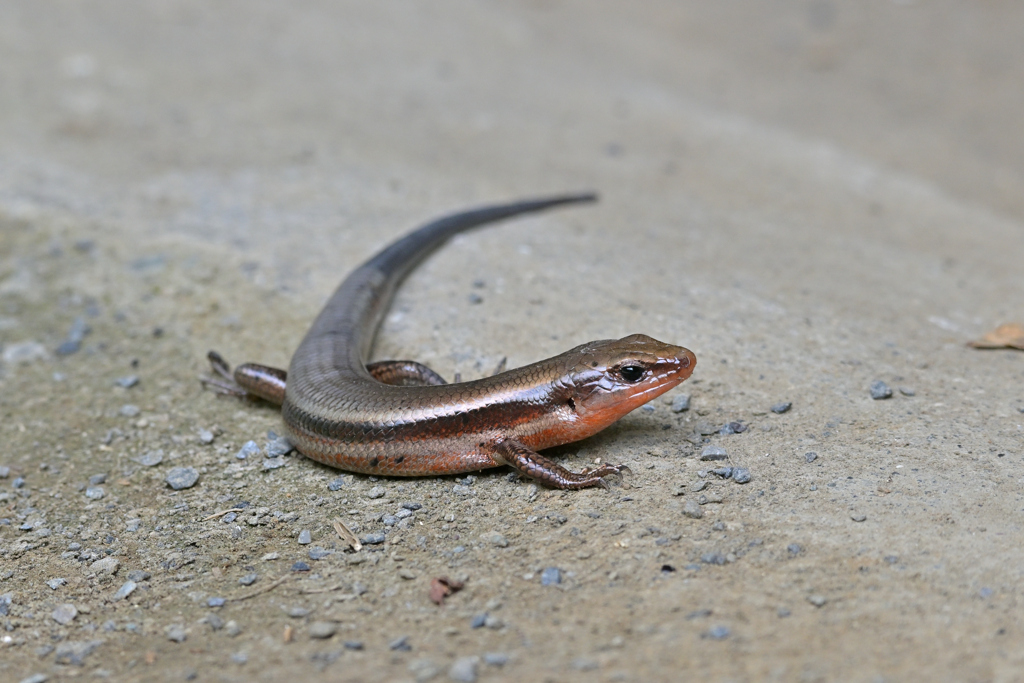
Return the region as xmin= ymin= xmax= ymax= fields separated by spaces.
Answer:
xmin=618 ymin=365 xmax=645 ymax=383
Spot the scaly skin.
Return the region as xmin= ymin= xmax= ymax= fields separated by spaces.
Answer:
xmin=206 ymin=195 xmax=696 ymax=489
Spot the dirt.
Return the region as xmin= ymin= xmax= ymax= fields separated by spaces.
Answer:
xmin=1 ymin=2 xmax=1023 ymax=682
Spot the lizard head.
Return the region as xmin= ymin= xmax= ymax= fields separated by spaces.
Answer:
xmin=557 ymin=333 xmax=696 ymax=439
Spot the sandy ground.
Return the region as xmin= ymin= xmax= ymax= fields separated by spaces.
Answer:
xmin=2 ymin=2 xmax=1023 ymax=682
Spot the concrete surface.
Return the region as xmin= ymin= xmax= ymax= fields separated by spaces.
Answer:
xmin=1 ymin=2 xmax=1023 ymax=681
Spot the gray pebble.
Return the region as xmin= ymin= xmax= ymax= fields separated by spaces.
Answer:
xmin=207 ymin=597 xmax=226 ymax=608
xmin=327 ymin=477 xmax=345 ymax=491
xmin=13 ymin=476 xmax=25 ymax=489
xmin=127 ymin=518 xmax=143 ymax=531
xmin=389 ymin=635 xmax=412 ymax=651
xmin=225 ymin=621 xmax=242 ymax=637
xmin=19 ymin=674 xmax=49 ymax=683
xmin=851 ymin=513 xmax=867 ymax=522
xmin=3 ymin=341 xmax=47 ymax=364
xmin=308 ymin=621 xmax=337 ymax=639
xmin=239 ymin=573 xmax=258 ymax=586
xmin=265 ymin=435 xmax=294 ymax=457
xmin=470 ymin=613 xmax=487 ymax=629
xmin=703 ymin=625 xmax=730 ymax=640
xmin=362 ymin=532 xmax=386 ymax=545
xmin=206 ymin=614 xmax=225 ymax=631
xmin=298 ymin=529 xmax=312 ymax=545
xmin=165 ymin=467 xmax=199 ymax=490
xmin=367 ymin=486 xmax=386 ymax=499
xmin=682 ymin=500 xmax=704 ymax=519
xmin=197 ymin=428 xmax=215 ymax=444
xmin=51 ymin=603 xmax=78 ymax=625
xmin=46 ymin=578 xmax=67 ymax=590
xmin=113 ymin=581 xmax=137 ymax=601
xmin=0 ymin=466 xmax=8 ymax=478
xmin=230 ymin=652 xmax=248 ymax=664
xmin=787 ymin=543 xmax=803 ymax=555
xmin=262 ymin=457 xmax=286 ymax=470
xmin=670 ymin=394 xmax=691 ymax=413
xmin=344 ymin=640 xmax=364 ymax=650
xmin=382 ymin=514 xmax=399 ymax=526
xmin=286 ymin=606 xmax=310 ymax=618
xmin=486 ymin=532 xmax=508 ymax=548
xmin=869 ymin=380 xmax=892 ymax=400
xmin=127 ymin=570 xmax=151 ymax=582
xmin=402 ymin=501 xmax=423 ymax=510
xmin=483 ymin=653 xmax=509 ymax=667
xmin=777 ymin=607 xmax=791 ymax=618
xmin=449 ymin=656 xmax=480 ymax=683
xmin=291 ymin=561 xmax=311 ymax=572
xmin=134 ymin=450 xmax=163 ymax=467
xmin=85 ymin=486 xmax=104 ymax=500
xmin=899 ymin=386 xmax=916 ymax=397
xmin=804 ymin=451 xmax=818 ymax=463
xmin=54 ymin=640 xmax=103 ymax=666
xmin=718 ymin=421 xmax=746 ymax=435
xmin=221 ymin=512 xmax=236 ymax=524
xmin=115 ymin=375 xmax=140 ymax=389
xmin=309 ymin=547 xmax=333 ymax=560
xmin=770 ymin=401 xmax=792 ymax=414
xmin=236 ymin=440 xmax=260 ymax=460
xmin=701 ymin=552 xmax=726 ymax=565
xmin=90 ymin=557 xmax=120 ymax=576
xmin=710 ymin=467 xmax=733 ymax=479
xmin=807 ymin=594 xmax=827 ymax=607
xmin=165 ymin=625 xmax=188 ymax=642
xmin=731 ymin=468 xmax=751 ymax=484
xmin=88 ymin=473 xmax=107 ymax=485
xmin=700 ymin=445 xmax=729 ymax=461
xmin=691 ymin=480 xmax=708 ymax=493
xmin=540 ymin=567 xmax=562 ymax=586
xmin=119 ymin=404 xmax=140 ymax=417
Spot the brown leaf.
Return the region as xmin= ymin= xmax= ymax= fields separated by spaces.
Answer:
xmin=429 ymin=576 xmax=465 ymax=606
xmin=968 ymin=323 xmax=1024 ymax=350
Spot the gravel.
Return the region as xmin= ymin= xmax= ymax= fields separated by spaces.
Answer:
xmin=308 ymin=621 xmax=338 ymax=639
xmin=770 ymin=401 xmax=792 ymax=414
xmin=540 ymin=567 xmax=562 ymax=586
xmin=870 ymin=380 xmax=893 ymax=399
xmin=808 ymin=595 xmax=828 ymax=607
xmin=51 ymin=603 xmax=78 ymax=625
xmin=700 ymin=445 xmax=729 ymax=461
xmin=119 ymin=404 xmax=140 ymax=417
xmin=703 ymin=625 xmax=731 ymax=640
xmin=682 ymin=500 xmax=704 ymax=519
xmin=731 ymin=467 xmax=752 ymax=484
xmin=449 ymin=656 xmax=480 ymax=682
xmin=805 ymin=452 xmax=819 ymax=463
xmin=851 ymin=513 xmax=867 ymax=522
xmin=114 ymin=375 xmax=139 ymax=388
xmin=165 ymin=467 xmax=199 ymax=490
xmin=670 ymin=394 xmax=691 ymax=412
xmin=298 ymin=529 xmax=312 ymax=545
xmin=134 ymin=450 xmax=163 ymax=467
xmin=236 ymin=441 xmax=260 ymax=460
xmin=113 ymin=581 xmax=137 ymax=600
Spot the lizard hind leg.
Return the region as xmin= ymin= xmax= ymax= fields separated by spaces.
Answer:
xmin=493 ymin=439 xmax=629 ymax=490
xmin=201 ymin=351 xmax=287 ymax=405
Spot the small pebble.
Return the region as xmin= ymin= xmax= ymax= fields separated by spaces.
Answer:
xmin=700 ymin=446 xmax=729 ymax=461
xmin=486 ymin=532 xmax=508 ymax=548
xmin=718 ymin=421 xmax=746 ymax=435
xmin=449 ymin=656 xmax=480 ymax=683
xmin=483 ymin=653 xmax=509 ymax=667
xmin=165 ymin=467 xmax=199 ymax=490
xmin=805 ymin=452 xmax=818 ymax=463
xmin=91 ymin=557 xmax=120 ymax=576
xmin=230 ymin=652 xmax=248 ymax=664
xmin=298 ymin=529 xmax=312 ymax=545
xmin=225 ymin=621 xmax=242 ymax=637
xmin=367 ymin=486 xmax=386 ymax=499
xmin=127 ymin=570 xmax=151 ymax=582
xmin=362 ymin=532 xmax=386 ymax=545
xmin=343 ymin=641 xmax=364 ymax=650
xmin=207 ymin=597 xmax=226 ymax=608
xmin=262 ymin=457 xmax=286 ymax=470
xmin=238 ymin=573 xmax=258 ymax=586
xmin=165 ymin=625 xmax=188 ymax=642
xmin=682 ymin=500 xmax=704 ymax=519
xmin=899 ymin=386 xmax=916 ymax=397
xmin=470 ymin=613 xmax=487 ymax=629
xmin=690 ymin=480 xmax=708 ymax=493
xmin=389 ymin=635 xmax=412 ymax=651
xmin=291 ymin=562 xmax=311 ymax=572
xmin=807 ymin=594 xmax=827 ymax=607
xmin=670 ymin=394 xmax=691 ymax=413
xmin=3 ymin=341 xmax=47 ymax=364
xmin=869 ymin=380 xmax=892 ymax=400
xmin=20 ymin=674 xmax=49 ymax=683
xmin=236 ymin=441 xmax=260 ymax=460
xmin=197 ymin=429 xmax=215 ymax=444
xmin=46 ymin=578 xmax=67 ymax=590
xmin=787 ymin=543 xmax=803 ymax=555
xmin=541 ymin=567 xmax=562 ymax=586
xmin=309 ymin=547 xmax=333 ymax=560
xmin=115 ymin=375 xmax=140 ymax=389
xmin=88 ymin=473 xmax=107 ymax=485
xmin=84 ymin=486 xmax=104 ymax=500
xmin=327 ymin=477 xmax=345 ymax=491
xmin=265 ymin=436 xmax=294 ymax=457
xmin=113 ymin=581 xmax=137 ymax=601
xmin=206 ymin=614 xmax=224 ymax=631
xmin=731 ymin=468 xmax=751 ymax=484
xmin=770 ymin=401 xmax=792 ymax=414
xmin=51 ymin=603 xmax=78 ymax=625
xmin=777 ymin=607 xmax=791 ymax=618
xmin=134 ymin=450 xmax=163 ymax=467
xmin=703 ymin=625 xmax=730 ymax=640
xmin=119 ymin=404 xmax=140 ymax=417
xmin=13 ymin=477 xmax=26 ymax=489
xmin=851 ymin=513 xmax=867 ymax=522
xmin=0 ymin=466 xmax=9 ymax=478
xmin=710 ymin=467 xmax=733 ymax=479
xmin=402 ymin=502 xmax=423 ymax=511
xmin=701 ymin=552 xmax=726 ymax=565
xmin=308 ymin=621 xmax=337 ymax=639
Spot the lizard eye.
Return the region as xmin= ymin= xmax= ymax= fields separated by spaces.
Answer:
xmin=617 ymin=365 xmax=645 ymax=383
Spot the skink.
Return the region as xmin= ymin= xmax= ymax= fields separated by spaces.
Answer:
xmin=206 ymin=194 xmax=696 ymax=489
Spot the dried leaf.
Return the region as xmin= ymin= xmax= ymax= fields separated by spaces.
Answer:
xmin=332 ymin=517 xmax=362 ymax=552
xmin=968 ymin=323 xmax=1024 ymax=350
xmin=429 ymin=576 xmax=464 ymax=606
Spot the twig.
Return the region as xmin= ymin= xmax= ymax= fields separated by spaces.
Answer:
xmin=230 ymin=574 xmax=289 ymax=602
xmin=203 ymin=508 xmax=244 ymax=521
